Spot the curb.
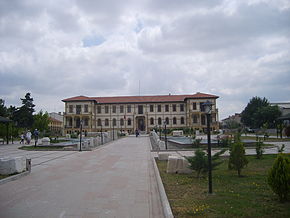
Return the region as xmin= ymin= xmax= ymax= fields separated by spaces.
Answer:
xmin=152 ymin=157 xmax=174 ymax=218
xmin=0 ymin=170 xmax=30 ymax=185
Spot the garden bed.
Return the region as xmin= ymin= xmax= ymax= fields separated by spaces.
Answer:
xmin=156 ymin=154 xmax=290 ymax=217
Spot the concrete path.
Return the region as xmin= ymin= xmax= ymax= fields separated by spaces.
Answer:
xmin=0 ymin=137 xmax=164 ymax=218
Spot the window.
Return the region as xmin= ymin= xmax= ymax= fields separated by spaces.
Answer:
xmin=158 ymin=105 xmax=161 ymax=112
xmin=165 ymin=117 xmax=169 ymax=125
xmin=84 ymin=118 xmax=89 ymax=126
xmin=113 ymin=118 xmax=117 ymax=126
xmin=69 ymin=105 xmax=73 ymax=113
xmin=112 ymin=105 xmax=116 ymax=113
xmin=192 ymin=102 xmax=197 ymax=110
xmin=97 ymin=119 xmax=102 ymax=126
xmin=201 ymin=115 xmax=206 ymax=125
xmin=76 ymin=105 xmax=81 ymax=114
xmin=127 ymin=105 xmax=131 ymax=113
xmin=127 ymin=118 xmax=132 ymax=126
xmin=97 ymin=106 xmax=101 ymax=114
xmin=105 ymin=119 xmax=109 ymax=126
xmin=150 ymin=105 xmax=154 ymax=112
xmin=181 ymin=117 xmax=185 ymax=124
xmin=120 ymin=105 xmax=124 ymax=113
xmin=165 ymin=105 xmax=169 ymax=112
xmin=173 ymin=117 xmax=177 ymax=125
xmin=200 ymin=102 xmax=205 ymax=112
xmin=158 ymin=117 xmax=162 ymax=125
xmin=193 ymin=115 xmax=198 ymax=123
xmin=84 ymin=104 xmax=88 ymax=113
xmin=180 ymin=104 xmax=184 ymax=112
xmin=150 ymin=118 xmax=154 ymax=125
xmin=105 ymin=106 xmax=109 ymax=113
xmin=172 ymin=104 xmax=176 ymax=112
xmin=120 ymin=118 xmax=124 ymax=126
xmin=138 ymin=105 xmax=143 ymax=114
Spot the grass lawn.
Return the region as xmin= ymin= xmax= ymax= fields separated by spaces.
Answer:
xmin=241 ymin=136 xmax=290 ymax=142
xmin=18 ymin=145 xmax=67 ymax=151
xmin=156 ymin=154 xmax=290 ymax=218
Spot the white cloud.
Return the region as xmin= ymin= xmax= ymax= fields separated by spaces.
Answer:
xmin=0 ymin=0 xmax=289 ymax=119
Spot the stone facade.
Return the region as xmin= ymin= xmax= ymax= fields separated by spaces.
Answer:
xmin=62 ymin=92 xmax=219 ymax=134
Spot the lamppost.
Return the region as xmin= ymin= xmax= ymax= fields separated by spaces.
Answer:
xmin=159 ymin=125 xmax=162 ymax=140
xmin=112 ymin=122 xmax=115 ymax=140
xmin=100 ymin=123 xmax=103 ymax=145
xmin=203 ymin=100 xmax=213 ymax=194
xmin=79 ymin=119 xmax=83 ymax=152
xmin=164 ymin=121 xmax=168 ymax=150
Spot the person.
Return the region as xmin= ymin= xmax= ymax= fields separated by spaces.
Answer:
xmin=135 ymin=129 xmax=139 ymax=137
xmin=20 ymin=133 xmax=25 ymax=144
xmin=26 ymin=130 xmax=32 ymax=144
xmin=33 ymin=129 xmax=39 ymax=147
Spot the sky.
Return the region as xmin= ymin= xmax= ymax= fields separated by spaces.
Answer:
xmin=0 ymin=0 xmax=290 ymax=120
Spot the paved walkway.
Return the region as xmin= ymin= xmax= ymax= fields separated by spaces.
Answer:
xmin=0 ymin=137 xmax=164 ymax=218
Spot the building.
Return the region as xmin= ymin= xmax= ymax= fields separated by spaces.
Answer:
xmin=62 ymin=92 xmax=219 ymax=134
xmin=270 ymin=102 xmax=290 ymax=116
xmin=221 ymin=113 xmax=242 ymax=128
xmin=48 ymin=112 xmax=64 ymax=136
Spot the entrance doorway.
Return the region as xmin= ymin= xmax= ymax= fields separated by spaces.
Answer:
xmin=136 ymin=117 xmax=145 ymax=131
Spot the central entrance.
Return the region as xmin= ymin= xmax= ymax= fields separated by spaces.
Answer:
xmin=136 ymin=116 xmax=145 ymax=131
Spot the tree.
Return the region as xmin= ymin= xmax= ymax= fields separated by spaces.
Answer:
xmin=255 ymin=138 xmax=264 ymax=159
xmin=186 ymin=149 xmax=226 ymax=178
xmin=241 ymin=97 xmax=281 ymax=128
xmin=32 ymin=110 xmax=50 ymax=133
xmin=228 ymin=139 xmax=248 ymax=177
xmin=0 ymin=99 xmax=8 ymax=117
xmin=268 ymin=155 xmax=290 ymax=202
xmin=14 ymin=93 xmax=35 ymax=128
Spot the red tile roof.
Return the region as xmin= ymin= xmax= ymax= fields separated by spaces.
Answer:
xmin=62 ymin=92 xmax=218 ymax=104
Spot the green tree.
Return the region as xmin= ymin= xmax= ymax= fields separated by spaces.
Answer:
xmin=13 ymin=93 xmax=35 ymax=128
xmin=0 ymin=99 xmax=8 ymax=117
xmin=186 ymin=149 xmax=226 ymax=178
xmin=268 ymin=155 xmax=290 ymax=202
xmin=228 ymin=140 xmax=248 ymax=177
xmin=32 ymin=110 xmax=50 ymax=132
xmin=255 ymin=138 xmax=264 ymax=159
xmin=241 ymin=97 xmax=281 ymax=128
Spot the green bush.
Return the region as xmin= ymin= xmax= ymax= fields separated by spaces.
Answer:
xmin=185 ymin=149 xmax=226 ymax=178
xmin=268 ymin=155 xmax=290 ymax=202
xmin=192 ymin=138 xmax=202 ymax=148
xmin=255 ymin=139 xmax=264 ymax=159
xmin=228 ymin=141 xmax=248 ymax=177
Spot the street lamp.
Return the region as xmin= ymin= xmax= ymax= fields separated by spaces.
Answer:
xmin=163 ymin=121 xmax=168 ymax=150
xmin=112 ymin=121 xmax=115 ymax=141
xmin=79 ymin=119 xmax=83 ymax=152
xmin=203 ymin=100 xmax=214 ymax=194
xmin=159 ymin=125 xmax=162 ymax=140
xmin=100 ymin=123 xmax=103 ymax=145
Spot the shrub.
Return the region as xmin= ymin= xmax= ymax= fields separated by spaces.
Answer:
xmin=186 ymin=149 xmax=226 ymax=178
xmin=228 ymin=141 xmax=248 ymax=177
xmin=255 ymin=138 xmax=264 ymax=159
xmin=277 ymin=144 xmax=285 ymax=153
xmin=268 ymin=155 xmax=290 ymax=202
xmin=192 ymin=138 xmax=202 ymax=148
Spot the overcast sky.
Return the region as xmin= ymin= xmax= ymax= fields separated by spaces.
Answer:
xmin=0 ymin=0 xmax=289 ymax=119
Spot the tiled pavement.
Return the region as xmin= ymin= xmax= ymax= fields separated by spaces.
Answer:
xmin=0 ymin=137 xmax=164 ymax=218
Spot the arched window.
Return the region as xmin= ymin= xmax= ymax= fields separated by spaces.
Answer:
xmin=181 ymin=117 xmax=185 ymax=124
xmin=105 ymin=119 xmax=109 ymax=126
xmin=97 ymin=119 xmax=102 ymax=126
xmin=173 ymin=117 xmax=177 ymax=125
xmin=158 ymin=117 xmax=162 ymax=125
xmin=120 ymin=118 xmax=124 ymax=126
xmin=165 ymin=117 xmax=169 ymax=125
xmin=128 ymin=118 xmax=131 ymax=126
xmin=113 ymin=118 xmax=117 ymax=126
xmin=192 ymin=115 xmax=198 ymax=124
xmin=150 ymin=118 xmax=154 ymax=125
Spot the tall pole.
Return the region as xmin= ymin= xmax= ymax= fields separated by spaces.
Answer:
xmin=79 ymin=120 xmax=82 ymax=152
xmin=101 ymin=124 xmax=103 ymax=144
xmin=113 ymin=124 xmax=115 ymax=140
xmin=164 ymin=122 xmax=167 ymax=150
xmin=206 ymin=114 xmax=212 ymax=194
xmin=159 ymin=126 xmax=161 ymax=140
